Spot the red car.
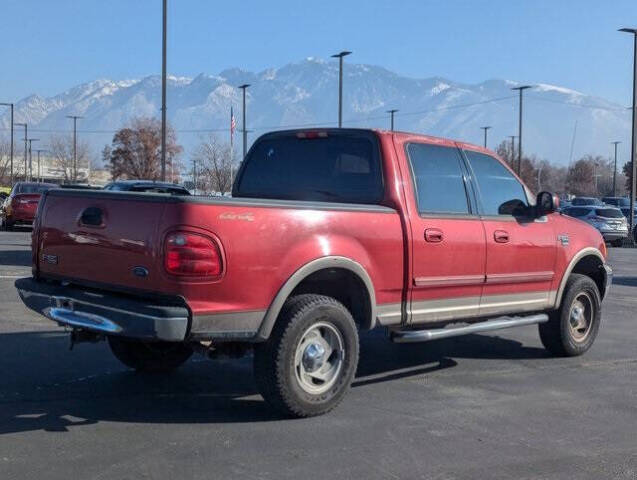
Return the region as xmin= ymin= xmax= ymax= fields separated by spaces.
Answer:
xmin=1 ymin=182 xmax=57 ymax=230
xmin=17 ymin=129 xmax=611 ymax=417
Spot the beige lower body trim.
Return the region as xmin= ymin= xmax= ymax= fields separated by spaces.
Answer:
xmin=410 ymin=291 xmax=556 ymax=325
xmin=376 ymin=302 xmax=403 ymax=326
xmin=190 ymin=310 xmax=266 ymax=339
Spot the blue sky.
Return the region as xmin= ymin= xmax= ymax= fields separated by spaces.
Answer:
xmin=1 ymin=0 xmax=636 ymax=104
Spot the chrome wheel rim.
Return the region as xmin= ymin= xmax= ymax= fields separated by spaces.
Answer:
xmin=294 ymin=321 xmax=344 ymax=395
xmin=568 ymin=292 xmax=594 ymax=342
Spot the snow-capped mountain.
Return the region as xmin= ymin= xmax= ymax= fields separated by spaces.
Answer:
xmin=1 ymin=58 xmax=632 ymax=165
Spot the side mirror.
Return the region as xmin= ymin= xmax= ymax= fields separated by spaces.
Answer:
xmin=537 ymin=191 xmax=558 ymax=216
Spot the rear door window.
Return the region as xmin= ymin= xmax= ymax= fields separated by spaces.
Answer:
xmin=595 ymin=208 xmax=623 ymax=218
xmin=464 ymin=150 xmax=528 ymax=216
xmin=566 ymin=207 xmax=592 ymax=217
xmin=406 ymin=143 xmax=471 ymax=214
xmin=235 ymin=130 xmax=383 ymax=204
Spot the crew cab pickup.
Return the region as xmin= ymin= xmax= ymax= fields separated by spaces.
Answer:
xmin=16 ymin=129 xmax=612 ymax=417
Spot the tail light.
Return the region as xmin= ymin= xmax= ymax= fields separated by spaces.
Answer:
xmin=296 ymin=131 xmax=328 ymax=139
xmin=164 ymin=232 xmax=222 ymax=278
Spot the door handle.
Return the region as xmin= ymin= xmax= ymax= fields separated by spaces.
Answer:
xmin=425 ymin=228 xmax=443 ymax=243
xmin=494 ymin=230 xmax=509 ymax=243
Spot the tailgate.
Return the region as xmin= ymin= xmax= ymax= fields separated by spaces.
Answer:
xmin=36 ymin=190 xmax=170 ymax=291
xmin=13 ymin=193 xmax=41 ymax=215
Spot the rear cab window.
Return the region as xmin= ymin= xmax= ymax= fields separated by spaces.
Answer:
xmin=234 ymin=130 xmax=383 ymax=204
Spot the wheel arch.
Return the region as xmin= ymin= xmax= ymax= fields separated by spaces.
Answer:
xmin=255 ymin=256 xmax=377 ymax=340
xmin=555 ymin=247 xmax=607 ymax=308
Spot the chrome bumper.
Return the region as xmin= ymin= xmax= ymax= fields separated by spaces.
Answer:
xmin=15 ymin=277 xmax=189 ymax=341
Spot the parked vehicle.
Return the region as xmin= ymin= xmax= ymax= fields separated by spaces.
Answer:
xmin=601 ymin=196 xmax=630 ymax=208
xmin=1 ymin=182 xmax=57 ymax=230
xmin=563 ymin=205 xmax=628 ymax=246
xmin=16 ymin=129 xmax=612 ymax=417
xmin=103 ymin=180 xmax=191 ymax=195
xmin=571 ymin=197 xmax=604 ymax=206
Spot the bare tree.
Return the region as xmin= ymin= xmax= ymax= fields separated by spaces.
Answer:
xmin=49 ymin=135 xmax=92 ymax=183
xmin=108 ymin=117 xmax=182 ymax=180
xmin=193 ymin=134 xmax=235 ymax=195
xmin=0 ymin=138 xmax=11 ymax=186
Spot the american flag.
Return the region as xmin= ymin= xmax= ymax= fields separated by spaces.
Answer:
xmin=230 ymin=106 xmax=236 ymax=147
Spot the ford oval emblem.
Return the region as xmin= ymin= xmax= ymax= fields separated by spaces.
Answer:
xmin=132 ymin=266 xmax=149 ymax=278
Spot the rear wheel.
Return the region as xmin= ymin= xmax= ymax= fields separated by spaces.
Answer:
xmin=539 ymin=274 xmax=601 ymax=356
xmin=254 ymin=294 xmax=359 ymax=417
xmin=107 ymin=336 xmax=193 ymax=372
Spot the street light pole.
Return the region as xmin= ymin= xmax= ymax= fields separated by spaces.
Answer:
xmin=612 ymin=141 xmax=621 ymax=197
xmin=66 ymin=115 xmax=83 ymax=182
xmin=238 ymin=84 xmax=250 ymax=160
xmin=387 ymin=109 xmax=398 ymax=131
xmin=14 ymin=123 xmax=27 ymax=182
xmin=0 ymin=103 xmax=13 ymax=186
xmin=27 ymin=139 xmax=39 ymax=182
xmin=619 ymin=28 xmax=637 ymax=241
xmin=480 ymin=126 xmax=492 ymax=148
xmin=34 ymin=149 xmax=47 ymax=183
xmin=511 ymin=85 xmax=532 ymax=175
xmin=331 ymin=51 xmax=351 ymax=128
xmin=160 ymin=0 xmax=167 ymax=181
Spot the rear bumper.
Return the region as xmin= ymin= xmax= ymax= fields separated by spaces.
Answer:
xmin=15 ymin=277 xmax=189 ymax=341
xmin=600 ymin=231 xmax=628 ymax=241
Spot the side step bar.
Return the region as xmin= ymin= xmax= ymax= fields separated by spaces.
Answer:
xmin=390 ymin=314 xmax=549 ymax=343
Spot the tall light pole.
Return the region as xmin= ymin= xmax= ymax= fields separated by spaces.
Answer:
xmin=511 ymin=85 xmax=532 ymax=175
xmin=386 ymin=109 xmax=398 ymax=131
xmin=619 ymin=28 xmax=637 ymax=241
xmin=480 ymin=126 xmax=492 ymax=148
xmin=612 ymin=141 xmax=621 ymax=197
xmin=14 ymin=122 xmax=27 ymax=182
xmin=0 ymin=103 xmax=13 ymax=186
xmin=331 ymin=51 xmax=351 ymax=128
xmin=27 ymin=138 xmax=39 ymax=182
xmin=238 ymin=84 xmax=250 ymax=160
xmin=160 ymin=0 xmax=167 ymax=181
xmin=34 ymin=148 xmax=47 ymax=183
xmin=66 ymin=115 xmax=83 ymax=182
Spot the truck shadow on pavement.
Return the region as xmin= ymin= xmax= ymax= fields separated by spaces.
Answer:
xmin=610 ymin=275 xmax=637 ymax=287
xmin=0 ymin=329 xmax=548 ymax=434
xmin=0 ymin=249 xmax=31 ymax=267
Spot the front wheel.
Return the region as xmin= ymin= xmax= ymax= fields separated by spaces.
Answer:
xmin=538 ymin=274 xmax=601 ymax=356
xmin=107 ymin=336 xmax=193 ymax=372
xmin=254 ymin=294 xmax=359 ymax=417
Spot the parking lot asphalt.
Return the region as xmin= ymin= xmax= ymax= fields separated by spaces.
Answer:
xmin=0 ymin=228 xmax=636 ymax=480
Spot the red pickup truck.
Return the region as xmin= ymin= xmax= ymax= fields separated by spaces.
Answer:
xmin=17 ymin=128 xmax=611 ymax=417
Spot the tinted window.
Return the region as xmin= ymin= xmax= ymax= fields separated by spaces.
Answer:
xmin=235 ymin=131 xmax=383 ymax=204
xmin=406 ymin=143 xmax=470 ymax=214
xmin=566 ymin=207 xmax=592 ymax=217
xmin=572 ymin=197 xmax=602 ymax=206
xmin=464 ymin=151 xmax=528 ymax=216
xmin=14 ymin=183 xmax=55 ymax=194
xmin=596 ymin=208 xmax=623 ymax=218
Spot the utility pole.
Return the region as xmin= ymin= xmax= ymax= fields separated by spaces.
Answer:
xmin=387 ymin=109 xmax=398 ymax=131
xmin=511 ymin=85 xmax=532 ymax=175
xmin=0 ymin=103 xmax=13 ymax=186
xmin=238 ymin=84 xmax=250 ymax=160
xmin=27 ymin=139 xmax=39 ymax=182
xmin=34 ymin=148 xmax=46 ymax=183
xmin=66 ymin=115 xmax=83 ymax=182
xmin=480 ymin=126 xmax=492 ymax=148
xmin=619 ymin=28 xmax=637 ymax=241
xmin=612 ymin=141 xmax=621 ymax=197
xmin=160 ymin=0 xmax=167 ymax=181
xmin=15 ymin=123 xmax=27 ymax=182
xmin=508 ymin=135 xmax=517 ymax=165
xmin=331 ymin=51 xmax=351 ymax=127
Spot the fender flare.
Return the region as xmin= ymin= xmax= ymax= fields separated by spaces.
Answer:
xmin=255 ymin=256 xmax=377 ymax=340
xmin=554 ymin=247 xmax=605 ymax=308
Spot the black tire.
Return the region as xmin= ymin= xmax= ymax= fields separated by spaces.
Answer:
xmin=611 ymin=239 xmax=624 ymax=247
xmin=107 ymin=336 xmax=193 ymax=372
xmin=253 ymin=294 xmax=359 ymax=418
xmin=539 ymin=273 xmax=601 ymax=357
